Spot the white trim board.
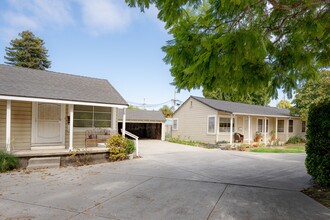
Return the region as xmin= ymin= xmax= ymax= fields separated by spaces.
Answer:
xmin=0 ymin=95 xmax=128 ymax=108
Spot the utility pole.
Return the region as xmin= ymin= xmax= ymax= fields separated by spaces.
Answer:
xmin=173 ymin=89 xmax=176 ymax=111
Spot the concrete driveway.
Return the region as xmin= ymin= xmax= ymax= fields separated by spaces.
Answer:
xmin=0 ymin=140 xmax=329 ymax=219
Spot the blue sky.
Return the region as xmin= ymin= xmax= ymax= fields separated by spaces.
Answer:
xmin=0 ymin=0 xmax=283 ymax=109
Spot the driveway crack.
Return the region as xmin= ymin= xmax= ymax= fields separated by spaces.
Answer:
xmin=206 ymin=185 xmax=228 ymax=220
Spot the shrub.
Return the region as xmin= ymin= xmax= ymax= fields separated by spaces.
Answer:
xmin=305 ymin=101 xmax=330 ymax=186
xmin=106 ymin=135 xmax=127 ymax=161
xmin=126 ymin=139 xmax=135 ymax=155
xmin=286 ymin=136 xmax=306 ymax=144
xmin=0 ymin=150 xmax=18 ymax=172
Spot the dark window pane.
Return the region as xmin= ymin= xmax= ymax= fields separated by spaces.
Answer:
xmin=74 ymin=120 xmax=92 ymax=127
xmin=94 ymin=106 xmax=112 ymax=113
xmin=94 ymin=112 xmax=111 ymax=120
xmin=74 ymin=105 xmax=93 ymax=111
xmin=74 ymin=112 xmax=93 ymax=120
xmin=94 ymin=120 xmax=111 ymax=127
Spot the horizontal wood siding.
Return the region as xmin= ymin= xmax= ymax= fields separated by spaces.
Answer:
xmin=0 ymin=101 xmax=32 ymax=150
xmin=172 ymin=97 xmax=217 ymax=144
xmin=0 ymin=101 xmax=5 ymax=150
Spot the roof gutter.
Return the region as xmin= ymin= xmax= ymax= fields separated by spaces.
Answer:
xmin=231 ymin=112 xmax=299 ymax=118
xmin=0 ymin=95 xmax=128 ymax=108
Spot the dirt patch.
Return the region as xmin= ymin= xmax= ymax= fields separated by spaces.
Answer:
xmin=302 ymin=185 xmax=330 ymax=208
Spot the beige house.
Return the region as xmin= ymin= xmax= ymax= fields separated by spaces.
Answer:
xmin=0 ymin=64 xmax=128 ymax=153
xmin=172 ymin=96 xmax=306 ymax=145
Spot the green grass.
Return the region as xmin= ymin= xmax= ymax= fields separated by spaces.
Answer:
xmin=250 ymin=145 xmax=305 ymax=153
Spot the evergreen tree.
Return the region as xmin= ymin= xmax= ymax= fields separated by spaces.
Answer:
xmin=5 ymin=30 xmax=51 ymax=70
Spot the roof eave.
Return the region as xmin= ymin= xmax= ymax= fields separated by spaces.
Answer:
xmin=0 ymin=95 xmax=128 ymax=108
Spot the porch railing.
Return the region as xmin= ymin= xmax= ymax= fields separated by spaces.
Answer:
xmin=121 ymin=129 xmax=139 ymax=157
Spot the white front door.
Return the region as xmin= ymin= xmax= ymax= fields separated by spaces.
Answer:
xmin=34 ymin=103 xmax=64 ymax=144
xmin=243 ymin=117 xmax=249 ymax=140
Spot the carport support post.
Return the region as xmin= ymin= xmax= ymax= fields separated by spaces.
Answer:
xmin=264 ymin=117 xmax=267 ymax=145
xmin=69 ymin=104 xmax=74 ymax=151
xmin=230 ymin=114 xmax=233 ymax=144
xmin=248 ymin=116 xmax=251 ymax=144
xmin=6 ymin=100 xmax=11 ymax=152
xmin=122 ymin=108 xmax=126 ymax=137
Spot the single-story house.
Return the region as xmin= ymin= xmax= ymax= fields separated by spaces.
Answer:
xmin=0 ymin=64 xmax=128 ymax=152
xmin=118 ymin=109 xmax=165 ymax=140
xmin=172 ymin=96 xmax=306 ymax=144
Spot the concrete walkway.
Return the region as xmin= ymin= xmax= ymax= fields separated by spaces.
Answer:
xmin=0 ymin=140 xmax=329 ymax=219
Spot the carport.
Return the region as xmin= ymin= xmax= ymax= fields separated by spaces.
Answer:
xmin=118 ymin=109 xmax=165 ymax=140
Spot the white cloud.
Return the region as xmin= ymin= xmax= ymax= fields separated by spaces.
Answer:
xmin=78 ymin=0 xmax=132 ymax=36
xmin=1 ymin=0 xmax=73 ymax=35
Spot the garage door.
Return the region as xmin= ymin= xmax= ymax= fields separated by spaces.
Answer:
xmin=118 ymin=123 xmax=162 ymax=139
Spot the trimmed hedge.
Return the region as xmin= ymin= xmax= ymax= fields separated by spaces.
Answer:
xmin=305 ymin=101 xmax=330 ymax=186
xmin=286 ymin=136 xmax=306 ymax=144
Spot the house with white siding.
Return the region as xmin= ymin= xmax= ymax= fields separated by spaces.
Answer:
xmin=172 ymin=96 xmax=306 ymax=145
xmin=0 ymin=64 xmax=128 ymax=153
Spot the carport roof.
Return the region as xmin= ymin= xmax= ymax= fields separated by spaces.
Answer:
xmin=118 ymin=109 xmax=165 ymax=122
xmin=0 ymin=64 xmax=128 ymax=106
xmin=190 ymin=96 xmax=293 ymax=117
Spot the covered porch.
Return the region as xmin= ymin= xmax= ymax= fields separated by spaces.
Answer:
xmin=1 ymin=97 xmax=127 ymax=153
xmin=214 ymin=113 xmax=302 ymax=145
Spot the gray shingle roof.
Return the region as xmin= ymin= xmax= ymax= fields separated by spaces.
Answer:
xmin=192 ymin=96 xmax=292 ymax=117
xmin=118 ymin=109 xmax=165 ymax=122
xmin=0 ymin=64 xmax=128 ymax=106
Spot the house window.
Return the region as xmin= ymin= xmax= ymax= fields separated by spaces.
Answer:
xmin=302 ymin=121 xmax=306 ymax=132
xmin=277 ymin=120 xmax=284 ymax=132
xmin=74 ymin=105 xmax=112 ymax=128
xmin=257 ymin=119 xmax=269 ymax=133
xmin=173 ymin=118 xmax=178 ymax=130
xmin=289 ymin=120 xmax=293 ymax=133
xmin=207 ymin=115 xmax=216 ymax=134
xmin=219 ymin=117 xmax=235 ymax=132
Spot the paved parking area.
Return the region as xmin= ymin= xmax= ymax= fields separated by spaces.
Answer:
xmin=0 ymin=140 xmax=329 ymax=219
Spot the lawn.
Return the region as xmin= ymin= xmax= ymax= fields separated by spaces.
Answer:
xmin=249 ymin=145 xmax=305 ymax=153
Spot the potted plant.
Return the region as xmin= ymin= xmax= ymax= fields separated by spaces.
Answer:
xmin=255 ymin=131 xmax=262 ymax=142
xmin=125 ymin=138 xmax=135 ymax=160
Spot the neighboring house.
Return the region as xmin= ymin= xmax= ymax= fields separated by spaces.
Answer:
xmin=0 ymin=64 xmax=128 ymax=152
xmin=172 ymin=96 xmax=306 ymax=144
xmin=118 ymin=109 xmax=165 ymax=140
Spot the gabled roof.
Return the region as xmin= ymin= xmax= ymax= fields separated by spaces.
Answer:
xmin=0 ymin=64 xmax=128 ymax=106
xmin=189 ymin=96 xmax=293 ymax=117
xmin=118 ymin=109 xmax=165 ymax=122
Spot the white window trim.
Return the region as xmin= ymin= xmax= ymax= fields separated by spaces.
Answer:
xmin=257 ymin=118 xmax=269 ymax=133
xmin=277 ymin=119 xmax=285 ymax=133
xmin=218 ymin=115 xmax=236 ymax=134
xmin=172 ymin=118 xmax=178 ymax=130
xmin=207 ymin=115 xmax=216 ymax=135
xmin=73 ymin=105 xmax=113 ymax=129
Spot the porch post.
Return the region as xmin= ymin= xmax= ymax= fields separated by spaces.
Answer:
xmin=230 ymin=114 xmax=233 ymax=144
xmin=69 ymin=104 xmax=74 ymax=151
xmin=122 ymin=108 xmax=126 ymax=137
xmin=6 ymin=100 xmax=11 ymax=152
xmin=286 ymin=119 xmax=289 ymax=141
xmin=264 ymin=117 xmax=267 ymax=145
xmin=275 ymin=117 xmax=278 ymax=140
xmin=248 ymin=116 xmax=251 ymax=144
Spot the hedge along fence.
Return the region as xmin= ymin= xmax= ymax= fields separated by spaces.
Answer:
xmin=305 ymin=101 xmax=330 ymax=186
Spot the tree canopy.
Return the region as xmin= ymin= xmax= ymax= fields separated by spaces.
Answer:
xmin=159 ymin=105 xmax=174 ymax=118
xmin=203 ymin=87 xmax=270 ymax=105
xmin=5 ymin=30 xmax=51 ymax=70
xmin=291 ymin=70 xmax=330 ymax=121
xmin=277 ymin=100 xmax=291 ymax=109
xmin=126 ymin=0 xmax=330 ymax=98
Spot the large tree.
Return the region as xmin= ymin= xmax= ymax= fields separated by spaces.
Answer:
xmin=5 ymin=30 xmax=51 ymax=70
xmin=126 ymin=0 xmax=330 ymax=98
xmin=203 ymin=87 xmax=270 ymax=105
xmin=291 ymin=70 xmax=330 ymax=120
xmin=277 ymin=100 xmax=291 ymax=109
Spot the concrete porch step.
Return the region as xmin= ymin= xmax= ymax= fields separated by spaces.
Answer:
xmin=27 ymin=157 xmax=61 ymax=169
